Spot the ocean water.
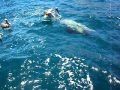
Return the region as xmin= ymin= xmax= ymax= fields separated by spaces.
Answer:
xmin=0 ymin=0 xmax=120 ymax=90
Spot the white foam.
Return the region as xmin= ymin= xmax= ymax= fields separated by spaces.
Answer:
xmin=58 ymin=84 xmax=65 ymax=89
xmin=34 ymin=7 xmax=43 ymax=16
xmin=8 ymin=77 xmax=15 ymax=82
xmin=66 ymin=64 xmax=71 ymax=68
xmin=44 ymin=58 xmax=50 ymax=66
xmin=54 ymin=54 xmax=95 ymax=89
xmin=44 ymin=71 xmax=51 ymax=76
xmin=21 ymin=80 xmax=27 ymax=86
xmin=28 ymin=80 xmax=33 ymax=84
xmin=35 ymin=65 xmax=41 ymax=68
xmin=66 ymin=70 xmax=74 ymax=77
xmin=68 ymin=77 xmax=75 ymax=85
xmin=81 ymin=78 xmax=86 ymax=84
xmin=33 ymin=85 xmax=41 ymax=90
xmin=34 ymin=80 xmax=40 ymax=83
xmin=74 ymin=56 xmax=77 ymax=59
xmin=55 ymin=54 xmax=62 ymax=58
xmin=108 ymin=75 xmax=112 ymax=84
xmin=87 ymin=74 xmax=93 ymax=90
xmin=62 ymin=59 xmax=69 ymax=65
xmin=113 ymin=77 xmax=120 ymax=84
xmin=91 ymin=67 xmax=99 ymax=71
xmin=79 ymin=69 xmax=82 ymax=73
xmin=80 ymin=63 xmax=88 ymax=68
xmin=8 ymin=73 xmax=12 ymax=76
xmin=102 ymin=70 xmax=107 ymax=74
xmin=28 ymin=60 xmax=32 ymax=64
xmin=117 ymin=17 xmax=120 ymax=20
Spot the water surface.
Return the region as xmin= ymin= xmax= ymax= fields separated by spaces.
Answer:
xmin=0 ymin=0 xmax=120 ymax=90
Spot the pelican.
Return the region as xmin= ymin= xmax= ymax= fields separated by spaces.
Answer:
xmin=43 ymin=8 xmax=61 ymax=21
xmin=0 ymin=19 xmax=11 ymax=29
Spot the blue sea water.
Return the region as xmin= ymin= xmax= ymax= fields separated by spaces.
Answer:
xmin=0 ymin=0 xmax=120 ymax=90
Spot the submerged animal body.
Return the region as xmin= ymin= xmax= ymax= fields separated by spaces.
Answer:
xmin=60 ymin=19 xmax=95 ymax=34
xmin=43 ymin=8 xmax=61 ymax=21
xmin=43 ymin=8 xmax=96 ymax=35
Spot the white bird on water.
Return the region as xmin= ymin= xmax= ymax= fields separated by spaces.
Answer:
xmin=42 ymin=8 xmax=61 ymax=22
xmin=0 ymin=19 xmax=11 ymax=29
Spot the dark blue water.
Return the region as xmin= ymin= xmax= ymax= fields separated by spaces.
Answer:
xmin=0 ymin=0 xmax=120 ymax=90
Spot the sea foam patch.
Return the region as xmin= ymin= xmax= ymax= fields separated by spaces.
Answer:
xmin=4 ymin=54 xmax=119 ymax=90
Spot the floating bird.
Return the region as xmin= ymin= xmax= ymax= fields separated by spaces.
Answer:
xmin=0 ymin=19 xmax=11 ymax=29
xmin=43 ymin=8 xmax=61 ymax=21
